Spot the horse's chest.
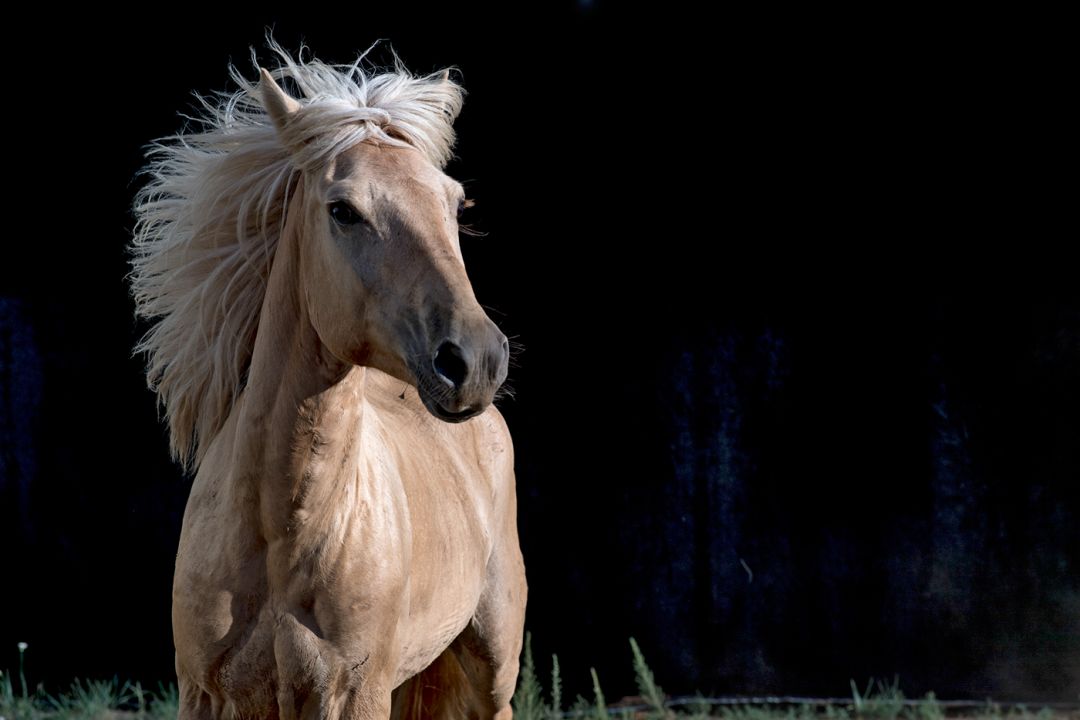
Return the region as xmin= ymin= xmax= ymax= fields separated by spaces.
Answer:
xmin=387 ymin=457 xmax=495 ymax=675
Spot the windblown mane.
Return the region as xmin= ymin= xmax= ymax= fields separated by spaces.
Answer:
xmin=130 ymin=42 xmax=464 ymax=470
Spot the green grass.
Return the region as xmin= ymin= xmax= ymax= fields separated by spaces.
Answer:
xmin=0 ymin=675 xmax=178 ymax=720
xmin=0 ymin=656 xmax=177 ymax=720
xmin=3 ymin=639 xmax=1074 ymax=720
xmin=510 ymin=635 xmax=1074 ymax=720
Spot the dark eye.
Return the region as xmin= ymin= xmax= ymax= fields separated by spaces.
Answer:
xmin=329 ymin=200 xmax=364 ymax=226
xmin=456 ymin=197 xmax=474 ymax=220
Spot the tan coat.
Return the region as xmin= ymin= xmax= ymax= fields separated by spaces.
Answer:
xmin=139 ymin=63 xmax=526 ymax=719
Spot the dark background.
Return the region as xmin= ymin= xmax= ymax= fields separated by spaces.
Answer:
xmin=2 ymin=3 xmax=1077 ymax=704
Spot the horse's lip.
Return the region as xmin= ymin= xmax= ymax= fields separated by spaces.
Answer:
xmin=431 ymin=403 xmax=480 ymax=423
xmin=410 ymin=363 xmax=484 ymax=423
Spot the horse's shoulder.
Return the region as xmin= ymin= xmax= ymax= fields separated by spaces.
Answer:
xmin=361 ymin=367 xmax=513 ymax=478
xmin=476 ymin=406 xmax=513 ymax=457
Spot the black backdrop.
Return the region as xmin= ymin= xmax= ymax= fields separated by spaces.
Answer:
xmin=1 ymin=4 xmax=1077 ymax=704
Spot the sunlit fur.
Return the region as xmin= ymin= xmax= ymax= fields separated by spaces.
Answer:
xmin=130 ymin=43 xmax=525 ymax=719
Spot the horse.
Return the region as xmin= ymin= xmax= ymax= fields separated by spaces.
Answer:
xmin=130 ymin=44 xmax=527 ymax=719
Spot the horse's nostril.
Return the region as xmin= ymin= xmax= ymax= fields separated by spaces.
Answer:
xmin=433 ymin=341 xmax=469 ymax=389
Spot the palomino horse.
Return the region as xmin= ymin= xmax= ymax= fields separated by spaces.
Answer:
xmin=131 ymin=45 xmax=527 ymax=719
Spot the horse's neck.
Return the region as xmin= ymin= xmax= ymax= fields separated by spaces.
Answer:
xmin=237 ymin=203 xmax=365 ymax=542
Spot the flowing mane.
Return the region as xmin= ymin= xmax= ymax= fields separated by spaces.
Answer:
xmin=130 ymin=43 xmax=464 ymax=470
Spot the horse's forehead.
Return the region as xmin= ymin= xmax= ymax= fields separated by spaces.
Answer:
xmin=328 ymin=143 xmax=451 ymax=192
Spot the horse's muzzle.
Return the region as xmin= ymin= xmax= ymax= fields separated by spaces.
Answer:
xmin=417 ymin=322 xmax=509 ymax=423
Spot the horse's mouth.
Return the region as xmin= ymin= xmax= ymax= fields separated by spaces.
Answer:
xmin=410 ymin=359 xmax=492 ymax=424
xmin=413 ymin=376 xmax=484 ymax=423
xmin=429 ymin=401 xmax=481 ymax=423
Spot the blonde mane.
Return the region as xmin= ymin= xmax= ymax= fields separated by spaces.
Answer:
xmin=130 ymin=42 xmax=464 ymax=470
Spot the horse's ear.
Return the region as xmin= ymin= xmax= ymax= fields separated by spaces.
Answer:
xmin=259 ymin=68 xmax=301 ymax=130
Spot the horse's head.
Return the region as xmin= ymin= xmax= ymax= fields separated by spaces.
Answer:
xmin=262 ymin=70 xmax=508 ymax=422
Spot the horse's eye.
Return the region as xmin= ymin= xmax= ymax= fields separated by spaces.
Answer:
xmin=457 ymin=198 xmax=474 ymax=220
xmin=329 ymin=201 xmax=364 ymax=226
